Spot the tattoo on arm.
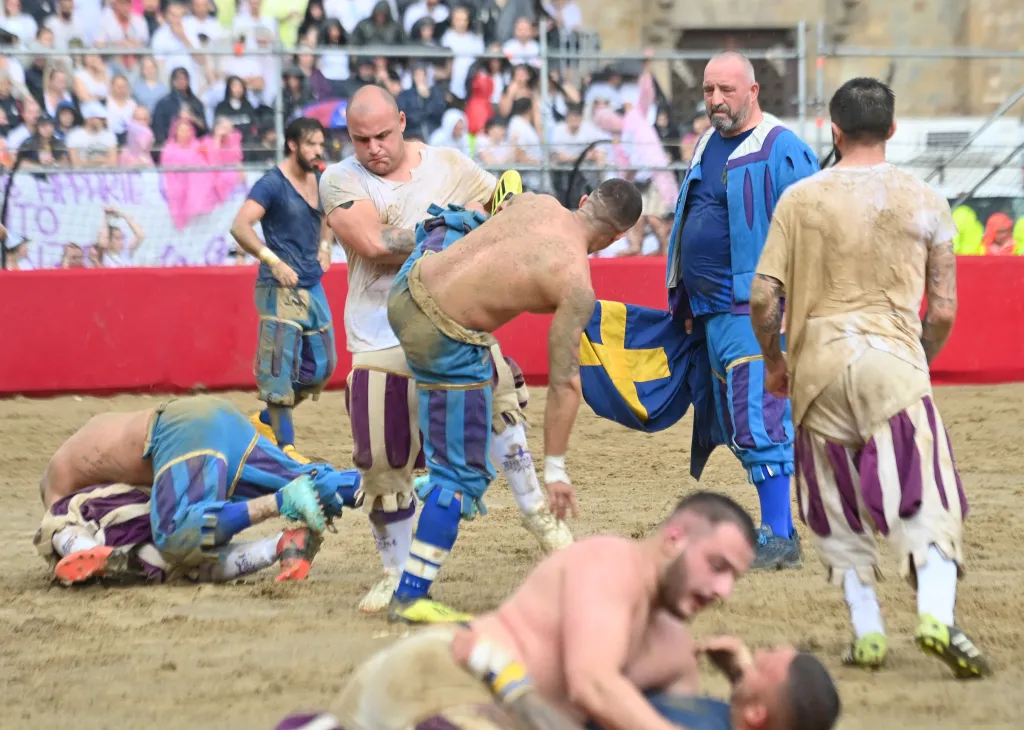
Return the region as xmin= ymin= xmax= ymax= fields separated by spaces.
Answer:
xmin=380 ymin=226 xmax=417 ymax=255
xmin=504 ymin=688 xmax=586 ymax=730
xmin=750 ymin=274 xmax=785 ymax=365
xmin=921 ymin=240 xmax=958 ymax=364
xmin=549 ymin=286 xmax=597 ymax=385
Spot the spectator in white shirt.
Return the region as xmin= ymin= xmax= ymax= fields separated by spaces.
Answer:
xmin=96 ymin=0 xmax=150 ymax=73
xmin=150 ymin=1 xmax=202 ymax=84
xmin=402 ymin=0 xmax=448 ymax=36
xmin=317 ymin=19 xmax=350 ymax=83
xmin=475 ymin=116 xmax=514 ymax=167
xmin=96 ymin=206 xmax=145 ymax=267
xmin=72 ymin=53 xmax=111 ymax=102
xmin=232 ymin=0 xmax=278 ymax=40
xmin=183 ymin=0 xmax=222 ymax=42
xmin=507 ymin=95 xmax=541 ymax=189
xmin=105 ymin=74 xmax=136 ymax=137
xmin=41 ymin=66 xmax=74 ymax=117
xmin=550 ymin=102 xmax=607 ymax=164
xmin=440 ymin=5 xmax=484 ymax=99
xmin=66 ymin=101 xmax=118 ymax=167
xmin=44 ymin=0 xmax=90 ymax=47
xmin=501 ymin=17 xmax=539 ymax=68
xmin=1 ymin=0 xmax=38 ymax=42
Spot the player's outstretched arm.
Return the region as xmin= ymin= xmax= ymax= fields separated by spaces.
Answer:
xmin=561 ymin=543 xmax=688 ymax=730
xmin=921 ymin=239 xmax=958 ymax=364
xmin=324 ymin=199 xmax=416 ymax=267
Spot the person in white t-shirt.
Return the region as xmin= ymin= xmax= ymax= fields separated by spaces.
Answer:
xmin=501 ymin=17 xmax=539 ymax=68
xmin=150 ymin=1 xmax=202 ymax=84
xmin=440 ymin=5 xmax=484 ymax=100
xmin=474 ymin=116 xmax=515 ymax=167
xmin=65 ymin=101 xmax=117 ymax=167
xmin=183 ymin=0 xmax=223 ymax=42
xmin=319 ymin=85 xmax=573 ymax=615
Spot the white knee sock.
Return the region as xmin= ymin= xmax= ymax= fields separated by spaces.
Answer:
xmin=51 ymin=527 xmax=101 ymax=557
xmin=843 ymin=568 xmax=885 ymax=638
xmin=490 ymin=423 xmax=545 ymax=514
xmin=915 ymin=544 xmax=958 ymax=626
xmin=371 ymin=507 xmax=416 ymax=573
xmin=200 ymin=536 xmax=280 ymax=582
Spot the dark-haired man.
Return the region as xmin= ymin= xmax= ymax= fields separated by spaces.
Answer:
xmin=275 ymin=493 xmax=841 ymax=730
xmin=750 ymin=77 xmax=989 ymax=678
xmin=231 ymin=117 xmax=335 ymax=463
xmin=384 ymin=181 xmax=643 ymax=621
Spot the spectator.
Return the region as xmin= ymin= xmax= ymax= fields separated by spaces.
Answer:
xmin=202 ymin=116 xmax=244 ymax=196
xmin=2 ymin=0 xmax=39 ymax=43
xmin=428 ymin=107 xmax=469 ymax=155
xmin=371 ymin=56 xmax=402 ymax=96
xmin=73 ymin=53 xmax=112 ymax=103
xmin=654 ymin=107 xmax=680 ymax=164
xmin=54 ymin=98 xmax=76 ymax=139
xmin=298 ymin=0 xmax=327 ymax=40
xmin=480 ymin=44 xmax=509 ymax=103
xmin=540 ymin=0 xmax=580 ymax=33
xmin=343 ymin=55 xmax=378 ymax=96
xmin=6 ymin=94 xmax=40 ymax=150
xmin=0 ymin=73 xmax=20 ymax=133
xmin=497 ymin=62 xmax=535 ymax=119
xmin=232 ymin=0 xmax=277 ymax=41
xmin=501 ymin=17 xmax=539 ymax=68
xmin=18 ymin=112 xmax=69 ymax=167
xmin=40 ymin=65 xmax=72 ymax=117
xmin=318 ymin=19 xmax=350 ymax=87
xmin=140 ymin=0 xmax=163 ymax=37
xmin=214 ymin=75 xmax=258 ymax=146
xmin=22 ymin=34 xmax=53 ymax=102
xmin=96 ymin=206 xmax=145 ymax=267
xmin=105 ymin=73 xmax=136 ymax=139
xmin=397 ymin=60 xmax=445 ymax=140
xmin=96 ymin=0 xmax=150 ymax=74
xmin=475 ymin=115 xmax=513 ymax=166
xmin=323 ymin=0 xmax=372 ymax=35
xmin=118 ymin=118 xmax=154 ymax=166
xmin=151 ymin=1 xmax=201 ymax=83
xmin=984 ymin=212 xmax=1016 ymax=255
xmin=507 ymin=95 xmax=541 ymax=188
xmin=550 ymin=102 xmax=606 ymax=164
xmin=219 ymin=25 xmax=279 ymax=110
xmin=152 ymin=66 xmax=207 ymax=145
xmin=132 ymin=56 xmax=168 ymax=113
xmin=184 ymin=0 xmax=222 ymax=41
xmin=3 ymin=237 xmax=32 ymax=270
xmin=66 ymin=101 xmax=118 ymax=167
xmin=351 ymin=0 xmax=403 ymax=45
xmin=87 ymin=244 xmax=104 ymax=267
xmin=441 ymin=4 xmax=483 ymax=100
xmin=294 ymin=49 xmax=333 ymax=100
xmin=463 ymin=68 xmax=493 ymax=134
xmin=160 ymin=116 xmax=236 ymax=228
xmin=44 ymin=0 xmax=88 ymax=48
xmin=408 ymin=15 xmax=437 ymax=47
xmin=281 ymin=65 xmax=314 ymax=120
xmin=0 ymin=31 xmax=27 ymax=96
xmin=402 ymin=0 xmax=447 ymax=36
xmin=477 ymin=0 xmax=532 ymax=45
xmin=60 ymin=243 xmax=84 ymax=268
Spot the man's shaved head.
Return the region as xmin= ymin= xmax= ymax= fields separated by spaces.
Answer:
xmin=346 ymin=83 xmax=407 ymax=176
xmin=578 ymin=178 xmax=643 ymax=252
xmin=703 ymin=51 xmax=760 ymax=137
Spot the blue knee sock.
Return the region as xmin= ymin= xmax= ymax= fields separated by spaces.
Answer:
xmin=395 ymin=488 xmax=462 ymax=602
xmin=755 ymin=471 xmax=793 ymax=539
xmin=267 ymin=405 xmax=295 ymax=447
xmin=213 ymin=501 xmax=253 ymax=544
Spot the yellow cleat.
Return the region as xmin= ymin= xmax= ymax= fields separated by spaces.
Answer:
xmin=387 ymin=596 xmax=474 ymax=625
xmin=491 ymin=170 xmax=523 ymax=213
xmin=249 ymin=411 xmax=278 ymax=444
xmin=841 ymin=632 xmax=887 ymax=670
xmin=915 ymin=613 xmax=991 ymax=679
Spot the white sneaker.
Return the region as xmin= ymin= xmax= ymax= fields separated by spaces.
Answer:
xmin=358 ymin=570 xmax=401 ymax=613
xmin=521 ymin=506 xmax=574 ymax=554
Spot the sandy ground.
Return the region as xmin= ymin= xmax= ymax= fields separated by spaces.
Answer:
xmin=1 ymin=385 xmax=1021 ymax=730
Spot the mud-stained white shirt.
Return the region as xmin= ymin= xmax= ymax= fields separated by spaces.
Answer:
xmin=756 ymin=163 xmax=958 ymax=428
xmin=320 ymin=144 xmax=497 ymax=353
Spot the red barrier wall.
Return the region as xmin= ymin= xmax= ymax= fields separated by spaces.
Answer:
xmin=1 ymin=257 xmax=1022 ymax=397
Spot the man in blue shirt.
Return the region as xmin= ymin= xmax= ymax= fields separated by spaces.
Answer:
xmin=230 ymin=117 xmax=336 ymax=463
xmin=666 ymin=52 xmax=820 ymax=570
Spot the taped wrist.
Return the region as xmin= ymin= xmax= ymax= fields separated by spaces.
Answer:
xmin=544 ymin=455 xmax=569 ymax=485
xmin=466 ymin=639 xmax=533 ymax=702
xmin=319 ymin=239 xmax=332 ymax=253
xmin=258 ymin=247 xmax=281 ymax=266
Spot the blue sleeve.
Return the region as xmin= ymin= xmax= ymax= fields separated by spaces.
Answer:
xmin=248 ymin=172 xmax=279 ymax=212
xmin=772 ymin=132 xmax=820 ymax=198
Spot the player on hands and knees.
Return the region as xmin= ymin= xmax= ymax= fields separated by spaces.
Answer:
xmin=383 ymin=179 xmax=643 ymax=622
xmin=750 ymin=77 xmax=988 ymax=678
xmin=231 ymin=117 xmax=337 ymax=464
xmin=37 ymin=395 xmax=361 ymax=585
xmin=319 ymin=84 xmax=571 ymax=615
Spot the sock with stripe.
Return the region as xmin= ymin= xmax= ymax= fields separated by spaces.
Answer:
xmin=754 ymin=468 xmax=793 ymax=538
xmin=266 ymin=405 xmax=295 ymax=447
xmin=394 ymin=487 xmax=462 ymax=601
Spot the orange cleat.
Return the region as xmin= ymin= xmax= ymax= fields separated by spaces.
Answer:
xmin=54 ymin=546 xmax=116 ymax=585
xmin=275 ymin=528 xmax=323 ymax=582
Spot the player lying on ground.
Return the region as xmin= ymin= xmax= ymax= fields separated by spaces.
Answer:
xmin=382 ymin=178 xmax=644 ymax=623
xmin=750 ymin=77 xmax=990 ymax=679
xmin=36 ymin=395 xmax=361 ymax=584
xmin=275 ymin=492 xmax=840 ymax=730
xmin=320 ymin=83 xmax=572 ymax=615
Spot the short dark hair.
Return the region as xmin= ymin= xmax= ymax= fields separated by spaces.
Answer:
xmin=566 ymin=103 xmax=584 ymax=117
xmin=828 ymin=77 xmax=895 ymax=144
xmin=589 ymin=178 xmax=643 ymax=234
xmin=285 ymin=117 xmax=325 ymax=155
xmin=783 ymin=652 xmax=841 ymax=730
xmin=671 ymin=491 xmax=757 ymax=548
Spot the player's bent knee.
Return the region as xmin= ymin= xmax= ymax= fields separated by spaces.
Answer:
xmin=348 ymin=367 xmax=420 ymax=473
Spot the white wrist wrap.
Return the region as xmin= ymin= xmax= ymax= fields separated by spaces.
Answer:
xmin=467 ymin=639 xmax=513 ymax=680
xmin=544 ymin=455 xmax=569 ymax=485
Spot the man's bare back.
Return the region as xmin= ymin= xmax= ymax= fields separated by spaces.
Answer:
xmin=471 ymin=535 xmax=700 ymax=719
xmin=417 ymin=193 xmax=591 ymax=334
xmin=41 ymin=408 xmax=155 ymax=507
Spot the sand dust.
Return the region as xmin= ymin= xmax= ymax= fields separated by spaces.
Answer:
xmin=1 ymin=386 xmax=1021 ymax=729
